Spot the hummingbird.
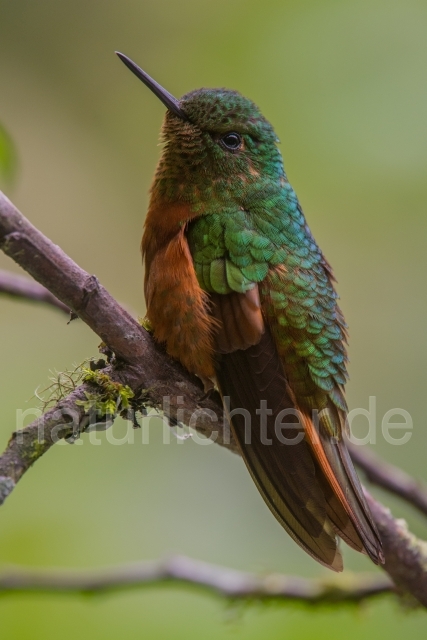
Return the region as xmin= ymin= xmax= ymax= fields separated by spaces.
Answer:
xmin=117 ymin=52 xmax=383 ymax=571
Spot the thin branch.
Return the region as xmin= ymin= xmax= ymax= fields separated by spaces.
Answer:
xmin=0 ymin=269 xmax=70 ymax=313
xmin=0 ymin=555 xmax=393 ymax=604
xmin=0 ymin=385 xmax=88 ymax=503
xmin=0 ymin=189 xmax=426 ymax=607
xmin=365 ymin=493 xmax=427 ymax=606
xmin=349 ymin=443 xmax=427 ymax=519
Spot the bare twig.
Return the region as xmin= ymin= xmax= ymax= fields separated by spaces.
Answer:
xmin=0 ymin=269 xmax=70 ymax=313
xmin=0 ymin=555 xmax=393 ymax=604
xmin=1 ymin=189 xmax=426 ymax=607
xmin=349 ymin=443 xmax=427 ymax=519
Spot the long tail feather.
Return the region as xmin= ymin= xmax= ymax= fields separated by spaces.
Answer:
xmin=300 ymin=407 xmax=384 ymax=564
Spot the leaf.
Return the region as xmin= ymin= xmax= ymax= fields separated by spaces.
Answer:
xmin=0 ymin=123 xmax=17 ymax=186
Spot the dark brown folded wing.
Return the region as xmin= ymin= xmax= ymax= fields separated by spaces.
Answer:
xmin=212 ymin=287 xmax=384 ymax=569
xmin=212 ymin=289 xmax=343 ymax=570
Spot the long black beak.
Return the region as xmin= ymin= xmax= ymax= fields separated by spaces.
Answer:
xmin=116 ymin=52 xmax=187 ymax=121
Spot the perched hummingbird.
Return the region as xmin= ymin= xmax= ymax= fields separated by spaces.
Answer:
xmin=117 ymin=52 xmax=383 ymax=571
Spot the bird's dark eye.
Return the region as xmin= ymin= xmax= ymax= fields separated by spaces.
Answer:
xmin=220 ymin=132 xmax=242 ymax=151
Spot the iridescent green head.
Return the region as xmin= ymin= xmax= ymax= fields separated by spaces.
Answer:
xmin=116 ymin=52 xmax=285 ymax=203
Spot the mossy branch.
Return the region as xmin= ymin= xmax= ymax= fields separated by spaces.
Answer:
xmin=1 ymin=189 xmax=427 ymax=607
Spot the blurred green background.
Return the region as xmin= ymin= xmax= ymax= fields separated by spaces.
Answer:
xmin=0 ymin=0 xmax=426 ymax=637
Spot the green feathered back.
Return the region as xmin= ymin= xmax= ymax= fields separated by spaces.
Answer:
xmin=187 ymin=178 xmax=348 ymax=417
